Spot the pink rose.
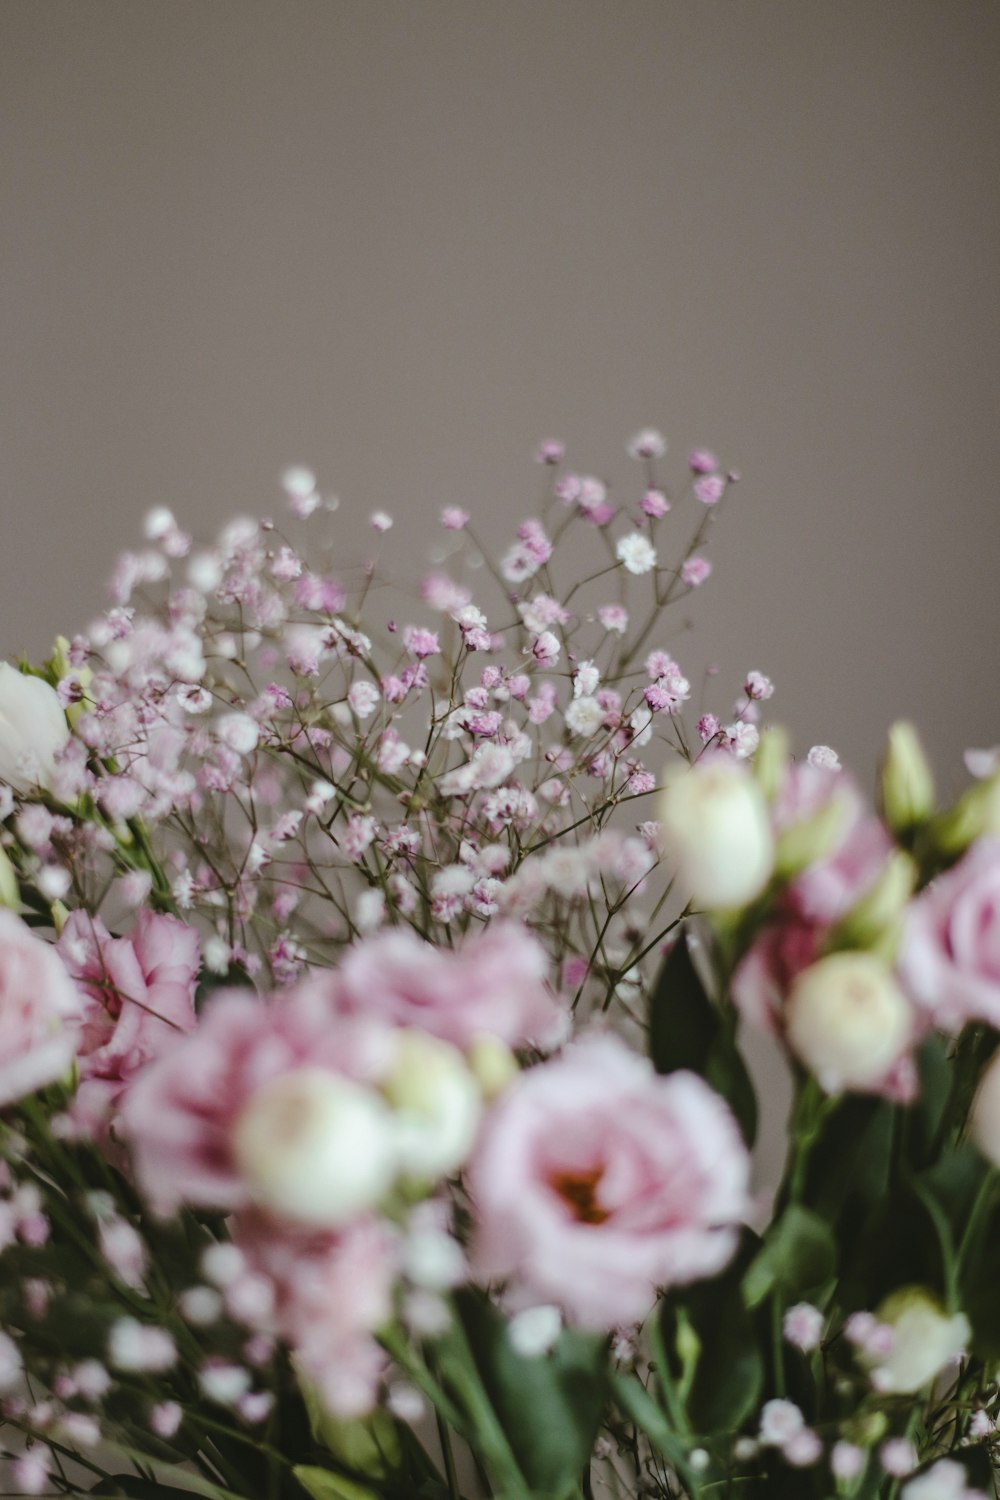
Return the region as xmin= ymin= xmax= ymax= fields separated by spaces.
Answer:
xmin=331 ymin=921 xmax=567 ymax=1051
xmin=58 ymin=910 xmax=200 ymax=1134
xmin=468 ymin=1033 xmax=750 ymax=1329
xmin=897 ymin=838 xmax=1000 ymax=1029
xmin=0 ymin=910 xmax=82 ymax=1106
xmin=121 ymin=984 xmax=394 ymax=1218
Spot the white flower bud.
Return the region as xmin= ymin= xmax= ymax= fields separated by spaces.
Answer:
xmin=232 ymin=1068 xmax=397 ymax=1227
xmin=382 ymin=1031 xmax=481 ymax=1181
xmin=865 ymin=1287 xmax=970 ymax=1395
xmin=0 ymin=666 xmax=70 ymax=794
xmin=658 ymin=758 xmax=774 ymax=909
xmin=785 ymin=951 xmax=911 ymax=1091
xmin=971 ymin=1049 xmax=1000 ymax=1168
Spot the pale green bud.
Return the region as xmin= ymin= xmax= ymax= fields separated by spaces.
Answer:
xmin=879 ymin=721 xmax=935 ymax=835
xmin=466 ymin=1034 xmax=519 ymax=1099
xmin=752 ymin=725 xmax=790 ymax=803
xmin=0 ymin=846 xmax=19 ymax=911
xmin=773 ymin=785 xmax=852 ymax=881
xmin=382 ymin=1031 xmax=482 ymax=1181
xmin=785 ymin=951 xmax=911 ymax=1093
xmin=931 ymin=774 xmax=1000 ymax=860
xmin=658 ymin=759 xmax=774 ymax=910
xmin=828 ymin=850 xmax=916 ymax=956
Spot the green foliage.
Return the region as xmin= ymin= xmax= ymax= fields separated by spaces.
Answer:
xmin=456 ymin=1289 xmax=607 ymax=1499
xmin=742 ymin=1205 xmax=836 ymax=1310
xmin=649 ymin=926 xmax=758 ymax=1146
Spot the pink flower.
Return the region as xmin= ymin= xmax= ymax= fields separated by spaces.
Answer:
xmin=58 ymin=910 xmax=199 ymax=1133
xmin=333 ymin=922 xmax=567 ymax=1052
xmin=121 ymin=986 xmax=393 ymax=1218
xmin=234 ymin=1210 xmax=397 ymax=1416
xmin=468 ymin=1035 xmax=749 ymax=1328
xmin=0 ymin=911 xmax=82 ymax=1107
xmin=897 ymin=838 xmax=1000 ymax=1029
xmin=776 ymin=763 xmax=893 ymax=924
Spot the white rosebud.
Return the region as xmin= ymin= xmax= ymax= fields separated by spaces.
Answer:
xmin=0 ymin=666 xmax=70 ymax=794
xmin=865 ymin=1287 xmax=970 ymax=1395
xmin=970 ymin=1049 xmax=1000 ymax=1168
xmin=657 ymin=757 xmax=774 ymax=909
xmin=785 ymin=951 xmax=911 ymax=1091
xmin=232 ymin=1068 xmax=397 ymax=1227
xmin=382 ymin=1031 xmax=482 ymax=1181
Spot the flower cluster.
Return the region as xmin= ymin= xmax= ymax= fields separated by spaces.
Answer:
xmin=0 ymin=430 xmax=998 ymax=1500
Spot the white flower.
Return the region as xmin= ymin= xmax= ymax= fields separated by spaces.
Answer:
xmin=231 ymin=1068 xmax=398 ymax=1227
xmin=0 ymin=665 xmax=70 ymax=793
xmin=863 ymin=1288 xmax=969 ymax=1396
xmin=902 ymin=1459 xmax=977 ymax=1500
xmin=658 ymin=758 xmax=774 ymax=908
xmin=626 ymin=428 xmax=667 ymax=459
xmin=564 ymin=696 xmax=605 ymax=737
xmin=785 ymin=952 xmax=911 ymax=1092
xmin=508 ymin=1305 xmax=562 ymax=1358
xmin=217 ymin=712 xmax=259 ymax=756
xmin=615 ymin=532 xmax=657 ymax=575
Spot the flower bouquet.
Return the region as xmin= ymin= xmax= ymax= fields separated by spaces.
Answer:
xmin=1 ymin=431 xmax=999 ymax=1500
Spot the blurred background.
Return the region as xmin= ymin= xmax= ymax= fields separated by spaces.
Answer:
xmin=2 ymin=0 xmax=998 ymax=787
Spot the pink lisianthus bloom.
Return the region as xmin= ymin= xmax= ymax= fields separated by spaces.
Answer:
xmin=58 ymin=910 xmax=200 ymax=1134
xmin=731 ymin=905 xmax=823 ymax=1033
xmin=897 ymin=838 xmax=1000 ymax=1030
xmin=467 ymin=1033 xmax=750 ymax=1329
xmin=0 ymin=910 xmax=83 ymax=1107
xmin=331 ymin=920 xmax=568 ymax=1052
xmin=121 ymin=985 xmax=394 ymax=1218
xmin=234 ymin=1210 xmax=397 ymax=1417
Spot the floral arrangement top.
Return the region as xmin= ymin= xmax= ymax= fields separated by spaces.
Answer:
xmin=0 ymin=430 xmax=999 ymax=1500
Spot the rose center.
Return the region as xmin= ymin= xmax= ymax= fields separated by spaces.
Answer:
xmin=548 ymin=1165 xmax=610 ymax=1224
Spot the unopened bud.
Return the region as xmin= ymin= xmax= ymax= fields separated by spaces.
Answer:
xmin=785 ymin=951 xmax=911 ymax=1092
xmin=879 ymin=721 xmax=935 ymax=836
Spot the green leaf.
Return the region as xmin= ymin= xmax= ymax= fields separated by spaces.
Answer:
xmin=664 ymin=1231 xmax=765 ymax=1434
xmin=293 ymin=1467 xmax=380 ymax=1500
xmin=456 ymin=1289 xmax=606 ymax=1499
xmin=907 ymin=1032 xmax=952 ymax=1165
xmin=300 ymin=1381 xmax=402 ymax=1478
xmin=649 ymin=927 xmax=757 ymax=1146
xmin=742 ymin=1205 xmax=836 ymax=1309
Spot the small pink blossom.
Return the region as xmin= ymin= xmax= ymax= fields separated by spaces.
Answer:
xmin=681 ymin=556 xmax=712 ymax=587
xmin=440 ymin=506 xmax=469 ymax=529
xmin=641 ymin=488 xmax=670 ymax=518
xmin=469 ymin=1035 xmax=749 ymax=1328
xmin=626 ymin=428 xmax=666 ymax=459
xmin=598 ymin=604 xmax=628 ymax=634
xmin=535 ymin=439 xmax=565 ymax=465
xmin=694 ymin=475 xmax=726 ymax=505
xmin=782 ymin=1301 xmax=824 ymax=1351
xmin=369 ymin=511 xmax=393 ymax=532
xmin=688 ymin=448 xmax=718 ymax=474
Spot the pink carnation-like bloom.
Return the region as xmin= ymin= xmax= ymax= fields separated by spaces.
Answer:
xmin=59 ymin=910 xmax=200 ymax=1133
xmin=897 ymin=838 xmax=1000 ymax=1030
xmin=332 ymin=921 xmax=568 ymax=1051
xmin=467 ymin=1034 xmax=750 ymax=1329
xmin=121 ymin=985 xmax=393 ymax=1218
xmin=0 ymin=910 xmax=83 ymax=1107
xmin=234 ymin=1209 xmax=398 ymax=1417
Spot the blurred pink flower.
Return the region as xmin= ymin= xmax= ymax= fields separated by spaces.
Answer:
xmin=468 ymin=1034 xmax=749 ymax=1328
xmin=121 ymin=985 xmax=393 ymax=1218
xmin=332 ymin=921 xmax=567 ymax=1051
xmin=898 ymin=838 xmax=1000 ymax=1030
xmin=775 ymin=763 xmax=893 ymax=924
xmin=235 ymin=1210 xmax=397 ymax=1417
xmin=0 ymin=910 xmax=82 ymax=1107
xmin=59 ymin=910 xmax=200 ymax=1134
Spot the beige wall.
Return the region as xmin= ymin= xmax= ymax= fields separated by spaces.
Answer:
xmin=2 ymin=0 xmax=998 ymax=788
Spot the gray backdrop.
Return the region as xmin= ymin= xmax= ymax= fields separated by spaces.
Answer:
xmin=3 ymin=0 xmax=999 ymax=787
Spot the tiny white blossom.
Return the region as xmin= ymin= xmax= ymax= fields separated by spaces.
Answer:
xmin=616 ymin=532 xmax=657 ymax=575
